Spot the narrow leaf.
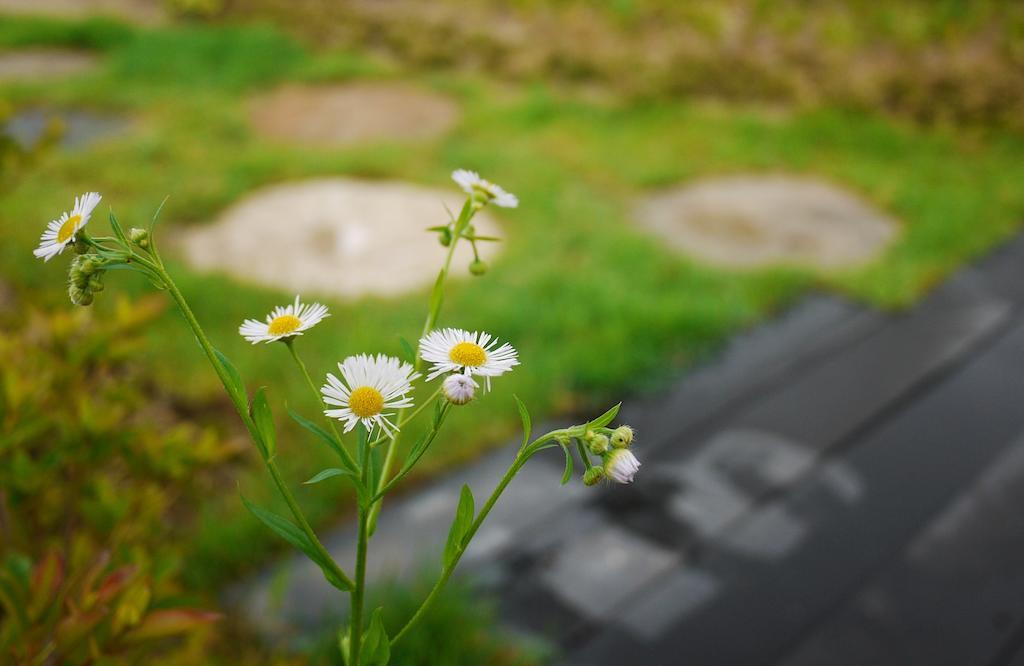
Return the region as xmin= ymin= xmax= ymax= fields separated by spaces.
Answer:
xmin=250 ymin=387 xmax=277 ymax=458
xmin=213 ymin=348 xmax=246 ymax=404
xmin=589 ymin=402 xmax=621 ymax=429
xmin=398 ymin=336 xmax=416 ymax=365
xmin=361 ymin=607 xmax=390 ymax=666
xmin=240 ymin=495 xmax=351 ymax=591
xmin=108 ymin=211 xmax=129 ymax=246
xmin=514 ymin=395 xmax=531 ymax=450
xmin=289 ymin=408 xmax=357 ymax=474
xmin=444 ymin=485 xmax=475 ymax=567
xmin=427 ymin=268 xmax=445 ymax=326
xmin=561 ymin=445 xmax=574 ymax=485
xmin=303 ymin=468 xmax=351 ymax=485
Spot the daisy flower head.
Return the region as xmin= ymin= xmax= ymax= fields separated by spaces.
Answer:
xmin=419 ymin=328 xmax=519 ymax=390
xmin=451 ymin=169 xmax=518 ymax=208
xmin=321 ymin=354 xmax=420 ymax=436
xmin=239 ymin=295 xmax=329 ymax=344
xmin=34 ymin=192 xmax=102 ymax=262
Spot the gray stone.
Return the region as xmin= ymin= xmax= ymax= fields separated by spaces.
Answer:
xmin=538 ymin=523 xmax=679 ymax=621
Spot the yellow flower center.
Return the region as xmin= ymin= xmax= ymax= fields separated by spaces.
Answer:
xmin=449 ymin=341 xmax=486 ymax=367
xmin=56 ymin=214 xmax=82 ymax=244
xmin=267 ymin=314 xmax=302 ymax=336
xmin=349 ymin=386 xmax=384 ymax=418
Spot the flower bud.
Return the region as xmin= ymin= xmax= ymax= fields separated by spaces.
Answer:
xmin=129 ymin=227 xmax=150 ymax=249
xmin=583 ymin=466 xmax=605 ymax=486
xmin=79 ymin=257 xmax=98 ymax=276
xmin=442 ymin=374 xmax=478 ymax=405
xmin=603 ymin=448 xmax=641 ymax=484
xmin=468 ymin=259 xmax=488 ymax=276
xmin=88 ymin=276 xmax=104 ymax=292
xmin=611 ymin=425 xmax=634 ymax=449
xmin=438 ymin=227 xmax=452 ymax=247
xmin=587 ymin=433 xmax=610 ymax=455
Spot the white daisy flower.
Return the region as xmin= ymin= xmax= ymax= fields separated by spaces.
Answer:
xmin=238 ymin=295 xmax=329 ymax=344
xmin=419 ymin=327 xmax=519 ymax=390
xmin=451 ymin=169 xmax=518 ymax=208
xmin=604 ymin=449 xmax=641 ymax=484
xmin=33 ymin=192 xmax=102 ymax=262
xmin=442 ymin=374 xmax=478 ymax=405
xmin=322 ymin=354 xmax=420 ymax=436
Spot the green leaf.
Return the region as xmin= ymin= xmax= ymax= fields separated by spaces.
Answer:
xmin=453 ymin=199 xmax=473 ymax=234
xmin=398 ymin=336 xmax=416 ymax=365
xmin=288 ymin=408 xmax=357 ymax=474
xmin=240 ymin=495 xmax=351 ymax=591
xmin=444 ymin=485 xmax=475 ymax=567
xmin=361 ymin=608 xmax=390 ymax=666
xmin=108 ymin=211 xmax=129 ymax=246
xmin=514 ymin=395 xmax=531 ymax=451
xmin=427 ymin=268 xmax=445 ymax=326
xmin=250 ymin=387 xmax=276 ymax=459
xmin=213 ymin=348 xmax=246 ymax=405
xmin=561 ymin=446 xmax=574 ymax=485
xmin=303 ymin=468 xmax=352 ymax=485
xmin=589 ymin=402 xmax=622 ymax=429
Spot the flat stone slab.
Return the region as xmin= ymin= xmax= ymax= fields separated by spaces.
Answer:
xmin=3 ymin=107 xmax=130 ymax=151
xmin=178 ymin=178 xmax=502 ymax=299
xmin=635 ymin=175 xmax=898 ymax=270
xmin=248 ymin=83 xmax=460 ymax=147
xmin=0 ymin=0 xmax=163 ymax=24
xmin=0 ymin=49 xmax=98 ymax=83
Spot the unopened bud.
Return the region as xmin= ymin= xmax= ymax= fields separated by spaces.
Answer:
xmin=611 ymin=426 xmax=634 ymax=449
xmin=583 ymin=466 xmax=605 ymax=486
xmin=129 ymin=227 xmax=150 ymax=249
xmin=468 ymin=259 xmax=488 ymax=276
xmin=88 ymin=276 xmax=104 ymax=292
xmin=442 ymin=374 xmax=478 ymax=405
xmin=587 ymin=434 xmax=610 ymax=455
xmin=438 ymin=227 xmax=452 ymax=247
xmin=604 ymin=448 xmax=641 ymax=484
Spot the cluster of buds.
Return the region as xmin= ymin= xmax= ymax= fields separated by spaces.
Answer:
xmin=432 ymin=222 xmax=490 ymax=276
xmin=581 ymin=425 xmax=640 ymax=485
xmin=67 ymin=254 xmax=106 ymax=306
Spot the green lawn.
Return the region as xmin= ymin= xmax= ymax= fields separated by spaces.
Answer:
xmin=4 ymin=15 xmax=1024 ymax=589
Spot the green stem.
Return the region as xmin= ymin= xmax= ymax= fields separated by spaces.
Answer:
xmin=390 ymin=430 xmax=564 ymax=647
xmin=350 ymin=430 xmax=371 ymax=666
xmin=285 ymin=340 xmax=359 ymax=472
xmin=369 ymin=204 xmax=476 ymax=529
xmin=155 ymin=263 xmax=354 ymax=591
xmin=367 ymin=386 xmax=443 ymax=450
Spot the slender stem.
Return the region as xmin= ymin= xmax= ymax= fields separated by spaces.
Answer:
xmin=390 ymin=456 xmax=525 ymax=647
xmin=576 ymin=439 xmax=592 ymax=468
xmin=367 ymin=386 xmax=443 ymax=450
xmin=390 ymin=431 xmax=565 ymax=647
xmin=285 ymin=340 xmax=359 ymax=471
xmin=350 ymin=429 xmax=371 ymax=666
xmin=369 ymin=206 xmax=475 ymax=528
xmin=155 ymin=263 xmax=354 ymax=591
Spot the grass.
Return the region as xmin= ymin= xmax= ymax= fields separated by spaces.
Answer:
xmin=3 ymin=15 xmax=1024 ymax=593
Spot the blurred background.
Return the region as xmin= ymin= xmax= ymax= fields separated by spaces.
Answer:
xmin=3 ymin=1 xmax=1024 ymax=664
